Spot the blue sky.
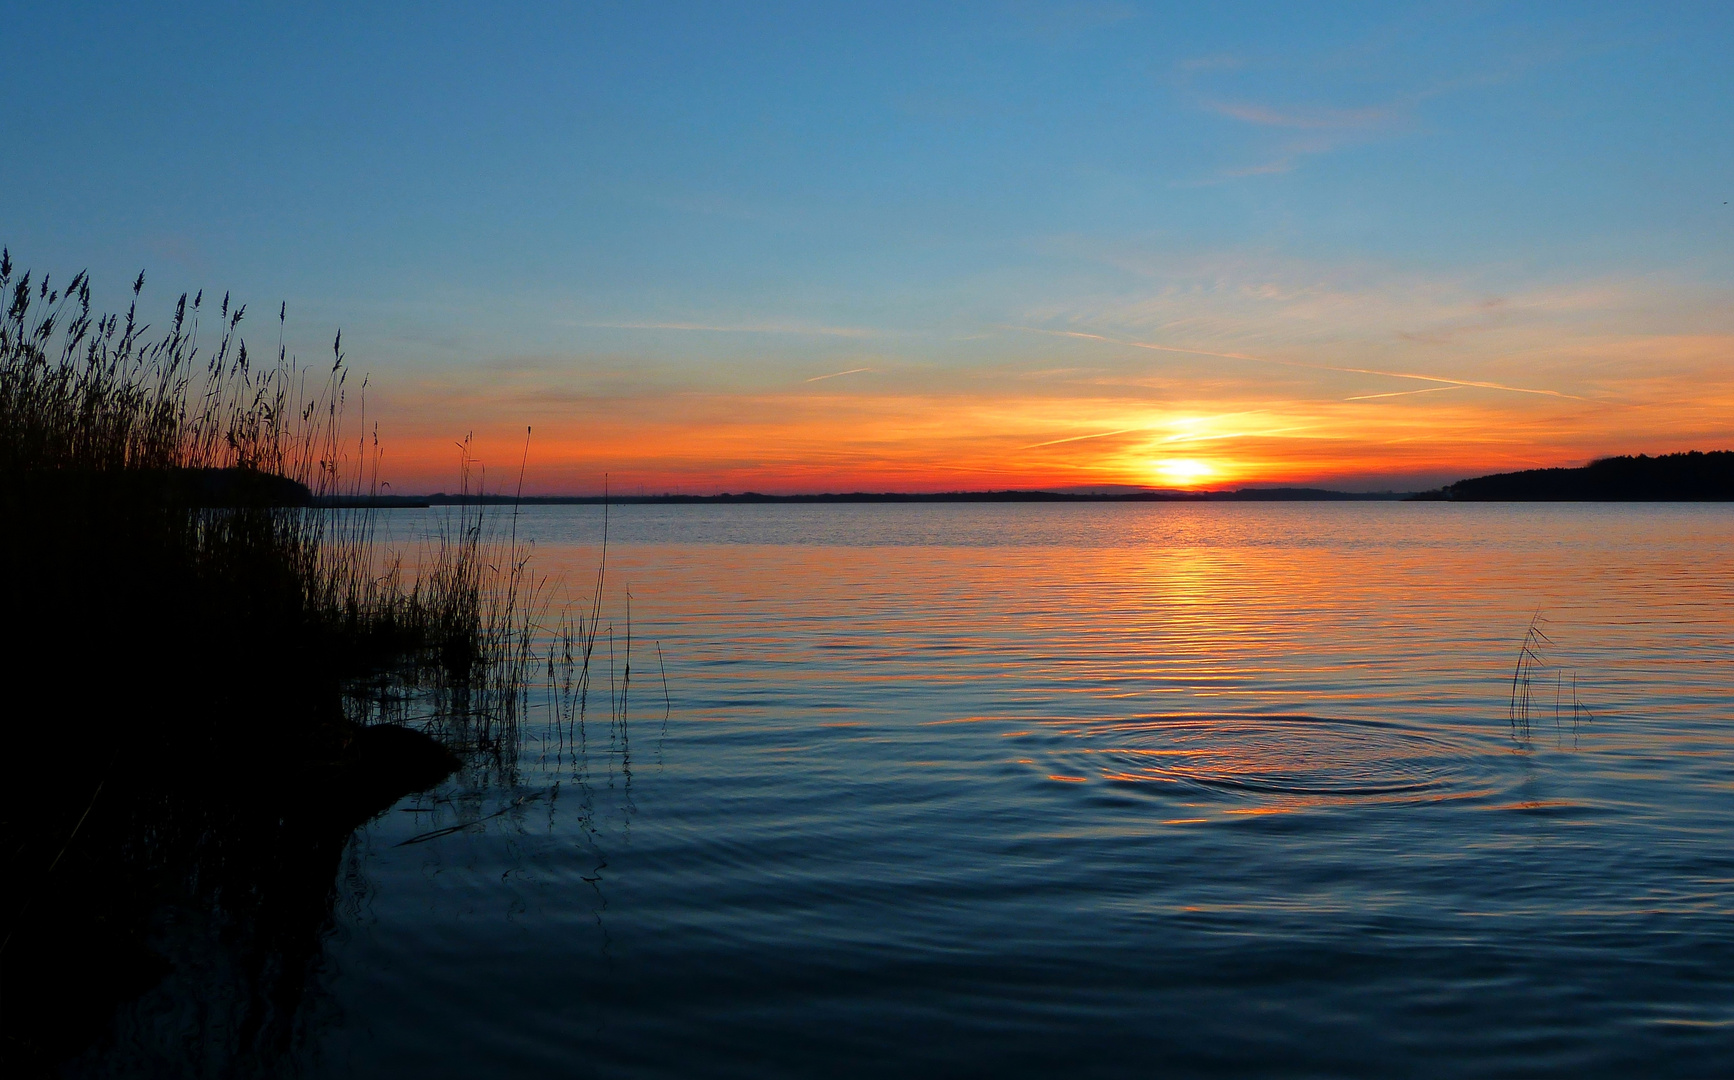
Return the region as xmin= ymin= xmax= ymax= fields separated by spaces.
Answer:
xmin=5 ymin=3 xmax=1731 ymax=490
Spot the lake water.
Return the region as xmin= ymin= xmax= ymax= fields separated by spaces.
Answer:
xmin=109 ymin=504 xmax=1734 ymax=1076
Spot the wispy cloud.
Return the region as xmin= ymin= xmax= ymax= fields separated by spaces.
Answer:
xmin=1020 ymin=243 xmax=1734 ymax=359
xmin=1019 ymin=427 xmax=1142 ymax=450
xmin=806 ymin=367 xmax=874 ymax=383
xmin=1210 ymin=157 xmax=1304 ymax=180
xmin=1169 ymin=19 xmax=1566 ymax=183
xmin=1201 ymin=100 xmax=1396 ymax=130
xmin=1011 ymin=326 xmax=1585 ymax=400
xmin=573 ymin=320 xmax=876 ymax=338
xmin=1346 ymin=385 xmax=1462 ymax=401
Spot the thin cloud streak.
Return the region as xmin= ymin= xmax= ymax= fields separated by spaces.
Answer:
xmin=1347 ymin=385 xmax=1463 ymax=401
xmin=1011 ymin=327 xmax=1585 ymax=400
xmin=1201 ymin=100 xmax=1395 ymax=130
xmin=1019 ymin=428 xmax=1143 ymax=450
xmin=1158 ymin=424 xmax=1315 ymax=445
xmin=806 ymin=367 xmax=874 ymax=382
xmin=577 ymin=321 xmax=876 ymax=338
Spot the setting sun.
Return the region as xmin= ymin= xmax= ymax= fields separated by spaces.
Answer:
xmin=1152 ymin=458 xmax=1219 ymax=487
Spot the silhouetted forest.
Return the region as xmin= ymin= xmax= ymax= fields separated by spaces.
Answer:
xmin=1421 ymin=451 xmax=1734 ymax=501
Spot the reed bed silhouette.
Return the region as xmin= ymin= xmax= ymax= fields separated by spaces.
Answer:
xmin=0 ymin=250 xmax=538 ymax=708
xmin=0 ymin=253 xmax=588 ymax=1072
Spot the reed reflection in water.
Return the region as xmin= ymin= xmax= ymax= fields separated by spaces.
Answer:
xmin=147 ymin=504 xmax=1734 ymax=1076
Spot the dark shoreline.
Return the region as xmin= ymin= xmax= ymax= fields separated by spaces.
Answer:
xmin=111 ymin=453 xmax=1734 ymax=508
xmin=376 ymin=450 xmax=1732 ymax=506
xmin=1417 ymin=450 xmax=1733 ymax=502
xmin=395 ymin=487 xmax=1414 ymax=506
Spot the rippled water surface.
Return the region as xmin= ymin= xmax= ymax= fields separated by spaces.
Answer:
xmin=192 ymin=506 xmax=1734 ymax=1074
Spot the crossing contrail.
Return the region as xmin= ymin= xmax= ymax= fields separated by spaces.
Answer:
xmin=1012 ymin=327 xmax=1582 ymax=400
xmin=806 ymin=367 xmax=873 ymax=382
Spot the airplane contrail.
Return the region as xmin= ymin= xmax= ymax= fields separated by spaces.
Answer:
xmin=1019 ymin=408 xmax=1313 ymax=452
xmin=1018 ymin=428 xmax=1142 ymax=450
xmin=806 ymin=367 xmax=873 ymax=382
xmin=1345 ymin=385 xmax=1462 ymax=401
xmin=1011 ymin=327 xmax=1582 ymax=400
xmin=580 ymin=321 xmax=874 ymax=338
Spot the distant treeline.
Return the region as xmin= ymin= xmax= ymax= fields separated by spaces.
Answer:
xmin=235 ymin=455 xmax=1734 ymax=507
xmin=1416 ymin=451 xmax=1734 ymax=501
xmin=411 ymin=486 xmax=1411 ymax=506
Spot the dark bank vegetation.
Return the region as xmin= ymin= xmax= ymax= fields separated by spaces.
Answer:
xmin=0 ymin=253 xmax=584 ymax=1072
xmin=1414 ymin=451 xmax=1734 ymax=501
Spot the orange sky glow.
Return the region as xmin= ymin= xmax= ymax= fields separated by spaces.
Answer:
xmin=360 ymin=286 xmax=1734 ymax=495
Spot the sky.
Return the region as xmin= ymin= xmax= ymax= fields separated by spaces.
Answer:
xmin=4 ymin=1 xmax=1731 ymax=493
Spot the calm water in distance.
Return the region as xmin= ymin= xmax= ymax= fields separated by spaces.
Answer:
xmin=130 ymin=505 xmax=1734 ymax=1075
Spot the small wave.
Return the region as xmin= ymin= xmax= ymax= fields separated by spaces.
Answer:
xmin=1029 ymin=714 xmax=1494 ymax=810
